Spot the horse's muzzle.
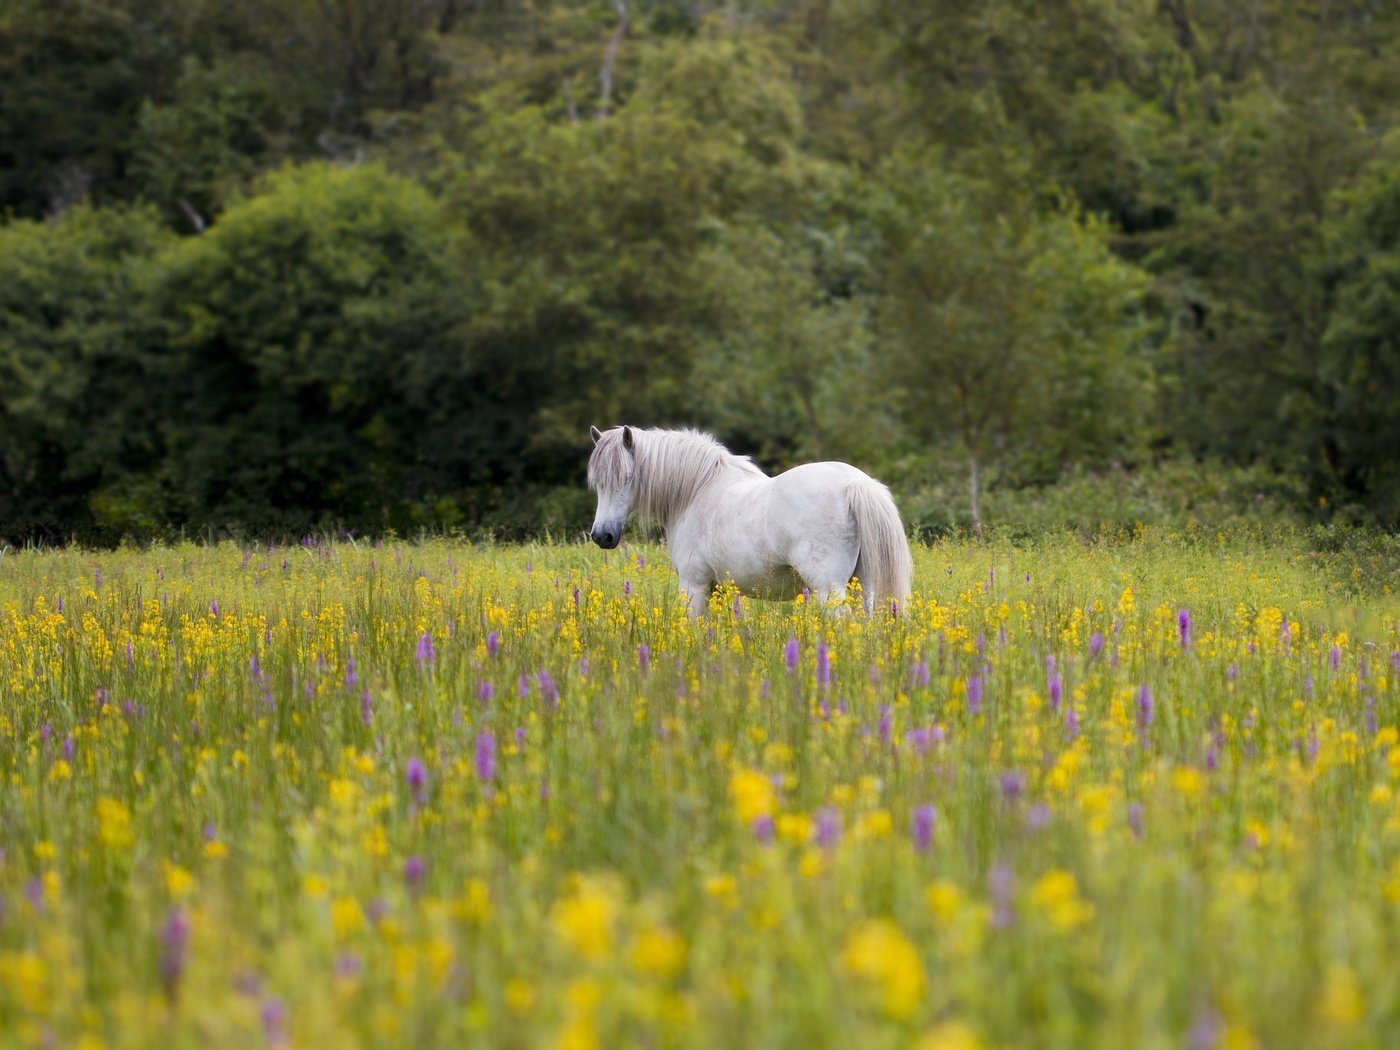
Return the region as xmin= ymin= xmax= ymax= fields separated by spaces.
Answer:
xmin=591 ymin=526 xmax=621 ymax=549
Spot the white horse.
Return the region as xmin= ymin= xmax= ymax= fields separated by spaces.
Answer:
xmin=588 ymin=426 xmax=913 ymax=615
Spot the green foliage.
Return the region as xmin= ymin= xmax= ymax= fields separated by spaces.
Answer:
xmin=1313 ymin=132 xmax=1400 ymax=524
xmin=146 ymin=163 xmax=463 ymax=533
xmin=3 ymin=1 xmax=1400 ymax=541
xmin=0 ymin=205 xmax=173 ymax=540
xmin=873 ymin=154 xmax=1152 ymax=523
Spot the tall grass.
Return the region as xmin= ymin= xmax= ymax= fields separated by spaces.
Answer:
xmin=0 ymin=528 xmax=1396 ymax=1048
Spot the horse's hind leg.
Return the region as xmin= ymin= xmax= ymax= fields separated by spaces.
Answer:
xmin=794 ymin=542 xmax=860 ymax=613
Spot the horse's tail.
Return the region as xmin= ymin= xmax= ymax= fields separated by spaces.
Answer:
xmin=848 ymin=479 xmax=914 ymax=615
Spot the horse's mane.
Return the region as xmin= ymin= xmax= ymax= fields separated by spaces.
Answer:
xmin=588 ymin=427 xmax=765 ymax=528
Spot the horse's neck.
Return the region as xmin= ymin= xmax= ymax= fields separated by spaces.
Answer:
xmin=641 ymin=443 xmax=758 ymax=529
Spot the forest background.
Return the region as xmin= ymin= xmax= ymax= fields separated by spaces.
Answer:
xmin=2 ymin=0 xmax=1399 ymax=545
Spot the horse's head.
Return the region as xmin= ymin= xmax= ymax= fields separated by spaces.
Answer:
xmin=587 ymin=425 xmax=635 ymax=549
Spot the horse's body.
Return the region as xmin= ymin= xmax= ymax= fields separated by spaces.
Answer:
xmin=588 ymin=426 xmax=912 ymax=615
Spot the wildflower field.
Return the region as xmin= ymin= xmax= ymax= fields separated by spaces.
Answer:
xmin=1 ymin=530 xmax=1398 ymax=1049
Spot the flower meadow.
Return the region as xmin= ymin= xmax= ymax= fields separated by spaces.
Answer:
xmin=0 ymin=530 xmax=1397 ymax=1049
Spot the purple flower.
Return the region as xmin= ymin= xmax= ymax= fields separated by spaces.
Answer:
xmin=344 ymin=656 xmax=358 ymax=690
xmin=404 ymin=855 xmax=427 ymax=891
xmin=1178 ymin=608 xmax=1191 ymax=650
xmin=487 ymin=630 xmax=500 ymax=657
xmin=210 ymin=600 xmax=220 ymax=618
xmin=1064 ymin=704 xmax=1080 ymax=741
xmin=911 ymin=659 xmax=930 ymax=688
xmin=966 ymin=675 xmax=984 ymax=715
xmin=335 ymin=952 xmax=364 ymax=980
xmin=1088 ymin=630 xmax=1105 ymax=661
xmin=907 ymin=726 xmax=944 ymax=755
xmin=360 ymin=690 xmax=373 ymax=726
xmin=815 ymin=807 xmax=841 ymax=850
xmin=623 ymin=579 xmax=632 ymax=596
xmin=989 ymin=865 xmax=1016 ymax=929
xmin=1187 ymin=1010 xmax=1224 ymax=1050
xmin=753 ymin=814 xmax=775 ymax=846
xmin=62 ymin=736 xmax=74 ymax=762
xmin=474 ymin=731 xmax=496 ymax=783
xmin=1330 ymin=644 xmax=1342 ymax=672
xmin=1048 ymin=673 xmax=1062 ymax=712
xmin=816 ymin=643 xmax=830 ymax=688
xmin=415 ymin=632 xmax=435 ymax=665
xmin=999 ymin=770 xmax=1026 ymax=802
xmin=537 ymin=672 xmax=559 ymax=708
xmin=784 ymin=638 xmax=800 ymax=675
xmin=1128 ymin=802 xmax=1145 ymax=840
xmin=638 ymin=643 xmax=650 ymax=672
xmin=260 ymin=997 xmax=288 ymax=1048
xmin=405 ymin=758 xmax=428 ymax=802
xmin=878 ymin=706 xmax=892 ymax=744
xmin=912 ymin=804 xmax=935 ymax=852
xmin=478 ymin=680 xmax=494 ymax=703
xmin=1026 ymin=802 xmax=1051 ymax=831
xmin=1136 ymin=685 xmax=1154 ymax=731
xmin=160 ymin=906 xmax=191 ymax=1000
xmin=25 ymin=876 xmax=44 ymax=913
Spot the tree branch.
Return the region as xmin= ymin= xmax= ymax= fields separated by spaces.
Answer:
xmin=598 ymin=0 xmax=628 ymax=120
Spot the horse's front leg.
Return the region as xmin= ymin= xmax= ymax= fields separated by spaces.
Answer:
xmin=677 ymin=577 xmax=710 ymax=620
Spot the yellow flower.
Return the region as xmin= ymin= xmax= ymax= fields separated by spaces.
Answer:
xmin=96 ymin=797 xmax=134 ymax=850
xmin=855 ymin=809 xmax=893 ymax=840
xmin=163 ymin=861 xmax=195 ymax=901
xmin=505 ymin=978 xmax=536 ymax=1016
xmin=304 ymin=874 xmax=330 ymax=899
xmin=777 ymin=813 xmax=813 ymax=844
xmin=551 ymin=882 xmax=617 ymax=961
xmin=454 ymin=879 xmax=492 ymax=924
xmin=0 ymin=951 xmax=47 ymax=1013
xmin=1030 ymin=870 xmax=1093 ymax=932
xmin=919 ymin=1022 xmax=982 ymax=1050
xmin=331 ymin=895 xmax=364 ymax=939
xmin=926 ymin=880 xmax=963 ymax=923
xmin=1317 ymin=967 xmax=1364 ymax=1027
xmin=48 ymin=760 xmax=71 ymax=782
xmin=630 ymin=925 xmax=686 ymax=978
xmin=729 ymin=768 xmax=775 ymax=826
xmin=1172 ymin=766 xmax=1206 ymax=799
xmin=842 ymin=919 xmax=926 ymax=1019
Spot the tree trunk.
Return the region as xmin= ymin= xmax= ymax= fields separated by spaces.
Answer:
xmin=968 ymin=448 xmax=983 ymax=539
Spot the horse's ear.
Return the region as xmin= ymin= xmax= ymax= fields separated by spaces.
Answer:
xmin=590 ymin=425 xmax=602 ymax=445
xmin=622 ymin=426 xmax=634 ymax=452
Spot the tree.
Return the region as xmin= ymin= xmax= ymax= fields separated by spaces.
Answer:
xmin=1311 ymin=133 xmax=1400 ymax=524
xmin=0 ymin=205 xmax=173 ymax=541
xmin=875 ymin=154 xmax=1150 ymax=534
xmin=146 ymin=163 xmax=464 ymax=533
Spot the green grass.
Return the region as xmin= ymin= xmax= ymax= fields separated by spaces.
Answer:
xmin=0 ymin=527 xmax=1396 ymax=1048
